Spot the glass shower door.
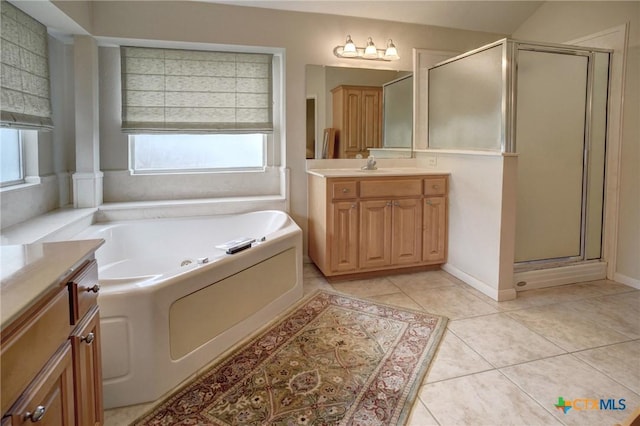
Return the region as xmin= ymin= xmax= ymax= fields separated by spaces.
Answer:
xmin=514 ymin=48 xmax=608 ymax=265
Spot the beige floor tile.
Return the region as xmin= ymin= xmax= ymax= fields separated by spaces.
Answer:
xmin=408 ymin=286 xmax=499 ymax=320
xmin=562 ymin=293 xmax=640 ymax=339
xmin=574 ymin=340 xmax=640 ymax=394
xmin=329 ymin=276 xmax=401 ymax=299
xmin=425 ymin=330 xmax=493 ymax=383
xmin=420 ymin=370 xmax=561 ymax=425
xmin=406 ymin=400 xmax=439 ymax=426
xmin=367 ymin=291 xmax=424 ymax=311
xmin=507 ymin=303 xmax=631 ymax=351
xmin=303 ymin=262 xmax=324 ymax=279
xmin=583 ymin=279 xmax=639 ymax=295
xmin=501 ymin=354 xmax=640 ymax=426
xmin=302 ymin=276 xmax=333 ymax=296
xmin=448 ymin=313 xmax=566 ymax=367
xmin=105 ymin=401 xmax=155 ymax=426
xmin=387 ymin=270 xmax=457 ymax=293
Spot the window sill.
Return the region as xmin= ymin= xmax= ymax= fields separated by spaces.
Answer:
xmin=0 ymin=176 xmax=41 ymax=193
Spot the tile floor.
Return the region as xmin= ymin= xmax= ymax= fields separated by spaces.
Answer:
xmin=106 ymin=265 xmax=640 ymax=425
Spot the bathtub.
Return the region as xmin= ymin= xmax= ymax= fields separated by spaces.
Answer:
xmin=72 ymin=210 xmax=303 ymax=409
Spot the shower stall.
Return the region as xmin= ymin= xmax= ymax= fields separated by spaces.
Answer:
xmin=427 ymin=39 xmax=611 ymax=290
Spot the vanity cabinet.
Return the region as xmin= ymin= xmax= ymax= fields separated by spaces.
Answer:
xmin=1 ymin=241 xmax=104 ymax=426
xmin=331 ymin=85 xmax=382 ymax=158
xmin=308 ymin=173 xmax=448 ymax=278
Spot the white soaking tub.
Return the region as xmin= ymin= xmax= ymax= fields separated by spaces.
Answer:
xmin=72 ymin=210 xmax=303 ymax=409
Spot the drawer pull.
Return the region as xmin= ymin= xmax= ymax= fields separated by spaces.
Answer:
xmin=342 ymin=188 xmax=350 ymax=193
xmin=87 ymin=284 xmax=100 ymax=293
xmin=25 ymin=405 xmax=46 ymax=422
xmin=81 ymin=332 xmax=95 ymax=344
xmin=433 ymin=185 xmax=439 ymax=189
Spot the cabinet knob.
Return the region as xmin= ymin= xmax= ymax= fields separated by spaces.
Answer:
xmin=433 ymin=185 xmax=439 ymax=190
xmin=342 ymin=187 xmax=350 ymax=193
xmin=393 ymin=202 xmax=400 ymax=207
xmin=25 ymin=405 xmax=46 ymax=422
xmin=87 ymin=284 xmax=100 ymax=293
xmin=81 ymin=332 xmax=95 ymax=344
xmin=386 ymin=202 xmax=392 ymax=206
xmin=351 ymin=204 xmax=357 ymax=209
xmin=426 ymin=200 xmax=433 ymax=205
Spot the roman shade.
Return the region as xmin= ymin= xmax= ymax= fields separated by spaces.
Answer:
xmin=120 ymin=46 xmax=273 ymax=133
xmin=0 ymin=0 xmax=53 ymax=130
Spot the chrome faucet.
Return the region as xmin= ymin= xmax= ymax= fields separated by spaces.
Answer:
xmin=362 ymin=155 xmax=377 ymax=171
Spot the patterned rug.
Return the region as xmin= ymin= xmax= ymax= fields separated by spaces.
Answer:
xmin=134 ymin=290 xmax=447 ymax=425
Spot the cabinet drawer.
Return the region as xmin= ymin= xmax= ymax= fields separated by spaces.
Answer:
xmin=1 ymin=288 xmax=71 ymax=414
xmin=331 ymin=181 xmax=357 ymax=199
xmin=424 ymin=177 xmax=447 ymax=196
xmin=68 ymin=260 xmax=99 ymax=325
xmin=360 ymin=179 xmax=422 ymax=198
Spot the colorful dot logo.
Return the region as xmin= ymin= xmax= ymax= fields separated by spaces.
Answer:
xmin=555 ymin=396 xmax=572 ymax=414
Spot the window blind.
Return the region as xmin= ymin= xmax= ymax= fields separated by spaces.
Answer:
xmin=0 ymin=0 xmax=53 ymax=130
xmin=121 ymin=46 xmax=273 ymax=133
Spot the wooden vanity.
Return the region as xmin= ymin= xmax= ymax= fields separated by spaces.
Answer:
xmin=1 ymin=239 xmax=104 ymax=426
xmin=308 ymin=169 xmax=448 ymax=278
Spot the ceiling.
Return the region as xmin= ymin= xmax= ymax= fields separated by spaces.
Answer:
xmin=202 ymin=1 xmax=544 ymax=35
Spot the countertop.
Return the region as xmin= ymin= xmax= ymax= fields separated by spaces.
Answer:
xmin=306 ymin=167 xmax=450 ymax=178
xmin=1 ymin=239 xmax=104 ymax=330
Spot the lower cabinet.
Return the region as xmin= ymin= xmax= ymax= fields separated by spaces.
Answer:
xmin=359 ymin=198 xmax=423 ymax=269
xmin=330 ymin=201 xmax=359 ymax=272
xmin=423 ymin=196 xmax=447 ymax=263
xmin=308 ymin=173 xmax=448 ymax=278
xmin=1 ymin=255 xmax=104 ymax=426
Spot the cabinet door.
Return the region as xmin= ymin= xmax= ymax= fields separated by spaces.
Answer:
xmin=6 ymin=341 xmax=75 ymax=426
xmin=391 ymin=198 xmax=423 ymax=265
xmin=359 ymin=200 xmax=392 ymax=269
xmin=361 ymin=89 xmax=381 ymax=152
xmin=344 ymin=89 xmax=362 ymax=155
xmin=70 ymin=306 xmax=103 ymax=426
xmin=423 ymin=197 xmax=447 ymax=263
xmin=330 ymin=201 xmax=359 ymax=272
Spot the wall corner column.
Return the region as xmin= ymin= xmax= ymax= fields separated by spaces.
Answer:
xmin=72 ymin=35 xmax=103 ymax=208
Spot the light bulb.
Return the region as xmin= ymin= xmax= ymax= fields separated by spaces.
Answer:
xmin=342 ymin=35 xmax=357 ymax=57
xmin=383 ymin=39 xmax=399 ymax=60
xmin=363 ymin=37 xmax=378 ymax=59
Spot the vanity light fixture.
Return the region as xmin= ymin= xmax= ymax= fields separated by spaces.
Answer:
xmin=333 ymin=35 xmax=400 ymax=61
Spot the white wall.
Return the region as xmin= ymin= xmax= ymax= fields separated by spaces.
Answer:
xmin=415 ymin=152 xmax=517 ymax=301
xmin=512 ymin=1 xmax=640 ymax=285
xmin=54 ymin=0 xmax=505 ymax=239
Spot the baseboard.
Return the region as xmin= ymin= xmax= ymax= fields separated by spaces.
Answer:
xmin=513 ymin=261 xmax=607 ymax=291
xmin=442 ymin=263 xmax=516 ymax=302
xmin=613 ymin=272 xmax=640 ymax=290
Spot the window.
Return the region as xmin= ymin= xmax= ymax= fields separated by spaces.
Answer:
xmin=130 ymin=133 xmax=265 ymax=173
xmin=121 ymin=46 xmax=277 ymax=175
xmin=0 ymin=128 xmax=24 ymax=186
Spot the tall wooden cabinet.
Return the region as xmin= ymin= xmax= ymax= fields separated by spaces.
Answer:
xmin=331 ymin=85 xmax=382 ymax=158
xmin=308 ymin=172 xmax=448 ymax=278
xmin=1 ymin=241 xmax=105 ymax=426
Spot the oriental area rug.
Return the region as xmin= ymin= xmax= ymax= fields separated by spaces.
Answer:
xmin=134 ymin=290 xmax=447 ymax=425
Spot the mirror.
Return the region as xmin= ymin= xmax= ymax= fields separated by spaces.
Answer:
xmin=306 ymin=65 xmax=412 ymax=159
